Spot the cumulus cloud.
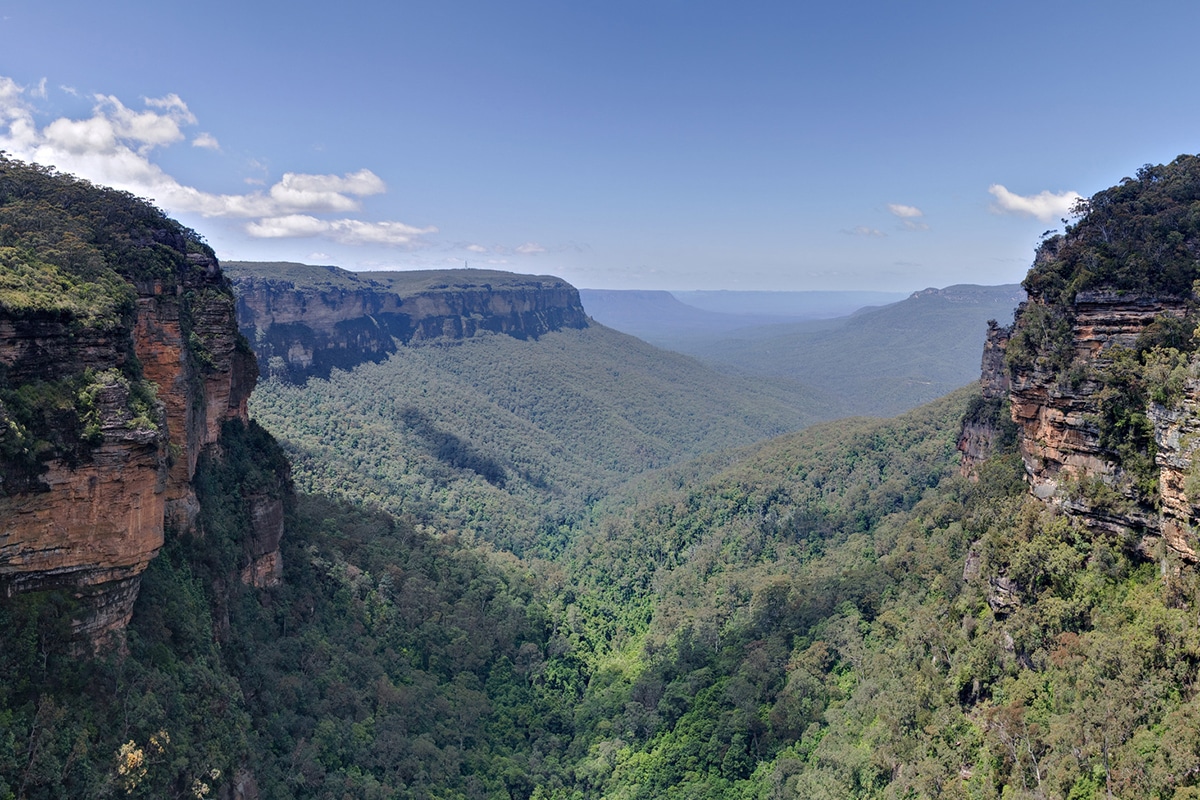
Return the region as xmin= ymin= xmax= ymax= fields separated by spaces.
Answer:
xmin=192 ymin=132 xmax=220 ymax=150
xmin=266 ymin=169 xmax=385 ymax=213
xmin=988 ymin=184 xmax=1083 ymax=222
xmin=0 ymin=76 xmax=435 ymax=249
xmin=887 ymin=203 xmax=923 ymax=219
xmin=515 ymin=241 xmax=546 ymax=255
xmin=466 ymin=244 xmax=488 ymax=253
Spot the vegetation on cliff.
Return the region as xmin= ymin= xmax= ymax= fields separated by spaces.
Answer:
xmin=0 ymin=156 xmax=223 ymax=494
xmin=13 ymin=153 xmax=1200 ymax=799
xmin=1005 ymin=154 xmax=1200 ymax=503
xmin=1024 ymin=154 xmax=1200 ymax=304
xmin=0 ymin=156 xmax=214 ymax=297
xmin=223 ymin=261 xmax=580 ymax=297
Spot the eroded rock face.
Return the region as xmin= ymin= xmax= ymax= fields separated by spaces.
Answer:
xmin=963 ymin=288 xmax=1200 ymax=560
xmin=1008 ymin=293 xmax=1186 ymax=497
xmin=0 ymin=382 xmax=165 ymax=606
xmin=226 ymin=263 xmax=590 ymax=382
xmin=241 ymin=493 xmax=284 ymax=589
xmin=1151 ymin=381 xmax=1200 ymax=561
xmin=957 ymin=321 xmax=1013 ymax=476
xmin=1 ymin=254 xmax=278 ymax=643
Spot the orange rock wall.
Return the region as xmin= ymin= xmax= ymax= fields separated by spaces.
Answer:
xmin=1 ymin=254 xmax=269 ymax=642
xmin=970 ymin=289 xmax=1200 ymax=561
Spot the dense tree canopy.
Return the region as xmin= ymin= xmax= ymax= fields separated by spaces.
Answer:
xmin=9 ymin=154 xmax=1200 ymax=799
xmin=1025 ymin=154 xmax=1200 ymax=303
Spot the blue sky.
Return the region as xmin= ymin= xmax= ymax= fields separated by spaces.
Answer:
xmin=2 ymin=0 xmax=1199 ymax=291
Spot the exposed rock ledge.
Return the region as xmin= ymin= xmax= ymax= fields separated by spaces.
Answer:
xmin=224 ymin=262 xmax=590 ymax=382
xmin=959 ymin=290 xmax=1200 ymax=562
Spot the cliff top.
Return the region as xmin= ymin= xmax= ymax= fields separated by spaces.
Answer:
xmin=1024 ymin=153 xmax=1200 ymax=304
xmin=0 ymin=156 xmax=217 ymax=328
xmin=222 ymin=261 xmax=578 ymax=297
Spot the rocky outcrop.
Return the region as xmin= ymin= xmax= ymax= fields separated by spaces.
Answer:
xmin=224 ymin=262 xmax=590 ymax=382
xmin=1006 ymin=292 xmax=1187 ymax=499
xmin=957 ymin=320 xmax=1013 ymax=476
xmin=1150 ymin=381 xmax=1200 ymax=561
xmin=962 ymin=284 xmax=1200 ymax=560
xmin=0 ymin=164 xmax=287 ymax=644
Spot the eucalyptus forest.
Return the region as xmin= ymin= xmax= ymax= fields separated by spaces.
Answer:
xmin=6 ymin=153 xmax=1200 ymax=800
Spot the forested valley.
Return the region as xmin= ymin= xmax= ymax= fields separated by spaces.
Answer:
xmin=7 ymin=153 xmax=1200 ymax=800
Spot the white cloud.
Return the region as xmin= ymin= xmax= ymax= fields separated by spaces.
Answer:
xmin=886 ymin=203 xmax=929 ymax=230
xmin=887 ymin=203 xmax=924 ymax=218
xmin=515 ymin=241 xmax=546 ymax=255
xmin=192 ymin=132 xmax=220 ymax=150
xmin=327 ymin=219 xmax=436 ymax=246
xmin=845 ymin=226 xmax=886 ymax=237
xmin=246 ymin=215 xmax=436 ymax=246
xmin=144 ymin=93 xmax=195 ymax=120
xmin=266 ymin=169 xmax=385 ymax=213
xmin=97 ymin=93 xmax=193 ymax=150
xmin=988 ymin=184 xmax=1083 ymax=222
xmin=244 ymin=214 xmax=332 ymax=238
xmin=0 ymin=76 xmax=23 ymax=108
xmin=0 ymin=76 xmax=436 ymax=250
xmin=31 ymin=78 xmax=47 ymax=99
xmin=466 ymin=244 xmax=488 ymax=253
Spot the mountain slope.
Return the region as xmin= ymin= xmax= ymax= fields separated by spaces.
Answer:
xmin=250 ymin=322 xmax=827 ymax=553
xmin=577 ymin=289 xmax=903 ymax=345
xmin=669 ymin=283 xmax=1025 ymax=417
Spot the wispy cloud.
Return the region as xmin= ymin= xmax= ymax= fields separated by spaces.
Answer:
xmin=515 ymin=241 xmax=546 ymax=255
xmin=988 ymin=184 xmax=1082 ymax=222
xmin=0 ymin=76 xmax=436 ymax=249
xmin=888 ymin=203 xmax=929 ymax=231
xmin=245 ymin=215 xmax=435 ymax=245
xmin=844 ymin=226 xmax=886 ymax=237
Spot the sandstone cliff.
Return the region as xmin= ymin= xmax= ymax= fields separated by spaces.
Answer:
xmin=0 ymin=158 xmax=287 ymax=643
xmin=224 ymin=261 xmax=590 ymax=382
xmin=959 ymin=155 xmax=1200 ymax=564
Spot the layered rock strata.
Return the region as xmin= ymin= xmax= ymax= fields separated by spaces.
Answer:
xmin=1 ymin=226 xmax=283 ymax=643
xmin=1007 ymin=292 xmax=1186 ymax=498
xmin=957 ymin=320 xmax=1012 ymax=476
xmin=225 ymin=262 xmax=590 ymax=382
xmin=962 ymin=289 xmax=1200 ymax=561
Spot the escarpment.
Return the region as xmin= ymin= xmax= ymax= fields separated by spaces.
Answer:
xmin=0 ymin=158 xmax=287 ymax=644
xmin=961 ymin=154 xmax=1200 ymax=563
xmin=224 ymin=261 xmax=590 ymax=382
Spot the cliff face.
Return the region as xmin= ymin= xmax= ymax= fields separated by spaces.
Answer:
xmin=0 ymin=159 xmax=286 ymax=643
xmin=957 ymin=320 xmax=1012 ymax=476
xmin=1006 ymin=292 xmax=1186 ymax=494
xmin=960 ymin=155 xmax=1200 ymax=564
xmin=961 ymin=290 xmax=1200 ymax=560
xmin=224 ymin=262 xmax=590 ymax=382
